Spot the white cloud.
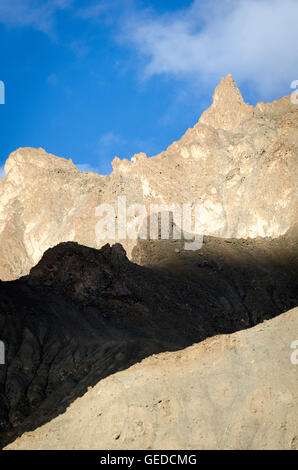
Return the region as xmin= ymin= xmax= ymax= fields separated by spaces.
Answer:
xmin=0 ymin=0 xmax=73 ymax=33
xmin=121 ymin=0 xmax=298 ymax=96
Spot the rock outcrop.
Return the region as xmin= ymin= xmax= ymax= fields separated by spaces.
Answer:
xmin=0 ymin=75 xmax=297 ymax=280
xmin=5 ymin=307 xmax=298 ymax=450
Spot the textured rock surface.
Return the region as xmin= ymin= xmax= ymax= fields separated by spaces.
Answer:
xmin=6 ymin=307 xmax=298 ymax=450
xmin=0 ymin=232 xmax=297 ymax=448
xmin=0 ymin=74 xmax=297 ymax=451
xmin=0 ymin=75 xmax=297 ymax=280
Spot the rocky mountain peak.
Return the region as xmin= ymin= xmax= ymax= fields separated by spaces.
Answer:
xmin=213 ymin=74 xmax=244 ymax=105
xmin=0 ymin=77 xmax=296 ymax=281
xmin=199 ymin=74 xmax=254 ymax=130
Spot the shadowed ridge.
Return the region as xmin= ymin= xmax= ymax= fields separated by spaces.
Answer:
xmin=0 ymin=232 xmax=297 ymax=447
xmin=27 ymin=242 xmax=128 ymax=289
xmin=5 ymin=307 xmax=298 ymax=450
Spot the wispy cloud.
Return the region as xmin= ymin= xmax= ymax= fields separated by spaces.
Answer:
xmin=76 ymin=2 xmax=109 ymax=20
xmin=75 ymin=163 xmax=98 ymax=173
xmin=69 ymin=40 xmax=90 ymax=58
xmin=74 ymin=128 xmax=159 ymax=176
xmin=74 ymin=129 xmax=159 ymax=176
xmin=97 ymin=130 xmax=158 ymax=158
xmin=99 ymin=131 xmax=125 ymax=149
xmin=120 ymin=0 xmax=298 ymax=96
xmin=3 ymin=1 xmax=297 ymax=97
xmin=47 ymin=73 xmax=58 ymax=86
xmin=0 ymin=0 xmax=73 ymax=34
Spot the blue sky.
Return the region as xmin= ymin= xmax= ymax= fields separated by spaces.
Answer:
xmin=0 ymin=0 xmax=297 ymax=175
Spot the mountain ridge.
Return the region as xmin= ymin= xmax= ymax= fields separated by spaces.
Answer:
xmin=0 ymin=75 xmax=297 ymax=281
xmin=0 ymin=230 xmax=297 ymax=447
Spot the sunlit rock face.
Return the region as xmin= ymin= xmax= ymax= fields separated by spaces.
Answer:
xmin=0 ymin=75 xmax=297 ymax=280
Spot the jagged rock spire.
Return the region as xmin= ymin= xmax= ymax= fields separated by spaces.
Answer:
xmin=199 ymin=74 xmax=254 ymax=130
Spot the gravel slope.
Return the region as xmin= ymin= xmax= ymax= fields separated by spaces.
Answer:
xmin=6 ymin=307 xmax=298 ymax=450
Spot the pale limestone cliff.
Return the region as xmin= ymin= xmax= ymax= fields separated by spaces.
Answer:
xmin=6 ymin=307 xmax=298 ymax=450
xmin=0 ymin=75 xmax=297 ymax=280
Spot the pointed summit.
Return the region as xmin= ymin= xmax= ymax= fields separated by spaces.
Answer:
xmin=199 ymin=74 xmax=253 ymax=131
xmin=213 ymin=74 xmax=244 ymax=107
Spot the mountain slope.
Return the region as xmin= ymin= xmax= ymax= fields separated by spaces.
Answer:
xmin=0 ymin=231 xmax=297 ymax=447
xmin=0 ymin=75 xmax=297 ymax=281
xmin=6 ymin=307 xmax=298 ymax=450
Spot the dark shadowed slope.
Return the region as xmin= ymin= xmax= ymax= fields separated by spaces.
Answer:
xmin=0 ymin=230 xmax=297 ymax=447
xmin=6 ymin=307 xmax=298 ymax=450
